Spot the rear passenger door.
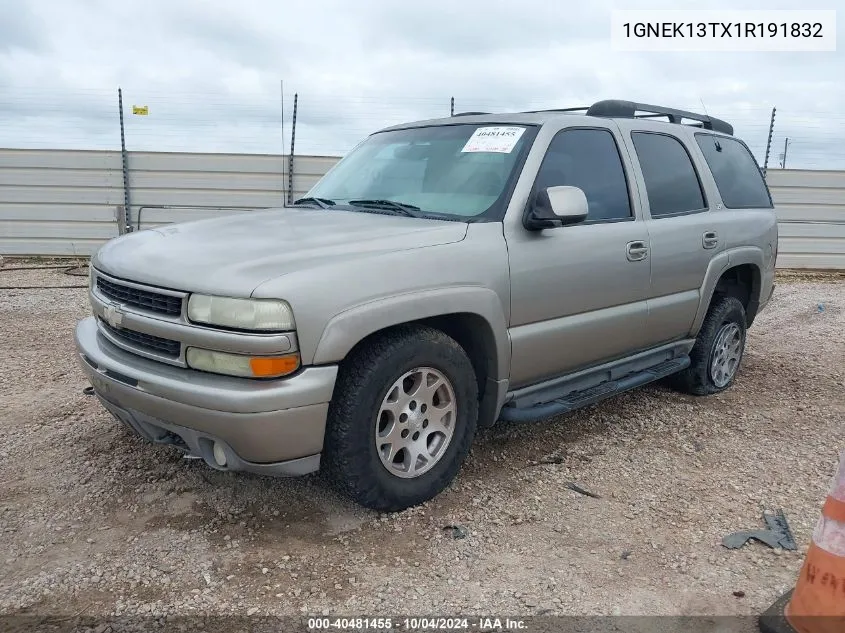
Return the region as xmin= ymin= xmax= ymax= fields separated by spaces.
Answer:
xmin=623 ymin=128 xmax=724 ymax=347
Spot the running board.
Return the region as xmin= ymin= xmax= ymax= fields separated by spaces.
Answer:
xmin=498 ymin=356 xmax=690 ymax=423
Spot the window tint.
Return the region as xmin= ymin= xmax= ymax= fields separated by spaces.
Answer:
xmin=696 ymin=134 xmax=773 ymax=208
xmin=534 ymin=128 xmax=631 ymax=221
xmin=631 ymin=132 xmax=706 ymax=217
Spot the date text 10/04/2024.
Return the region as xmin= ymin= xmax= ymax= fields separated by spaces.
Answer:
xmin=307 ymin=617 xmax=527 ymax=630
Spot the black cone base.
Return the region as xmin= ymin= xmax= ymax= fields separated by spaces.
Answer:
xmin=759 ymin=590 xmax=797 ymax=633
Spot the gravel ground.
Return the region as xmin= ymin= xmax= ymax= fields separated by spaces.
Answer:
xmin=0 ymin=262 xmax=843 ymax=626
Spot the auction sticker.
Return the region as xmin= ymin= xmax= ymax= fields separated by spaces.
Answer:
xmin=461 ymin=126 xmax=525 ymax=153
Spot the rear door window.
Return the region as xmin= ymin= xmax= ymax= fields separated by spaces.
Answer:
xmin=631 ymin=132 xmax=706 ymax=218
xmin=695 ymin=134 xmax=773 ymax=209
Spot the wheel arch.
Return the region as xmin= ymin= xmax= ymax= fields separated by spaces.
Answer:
xmin=692 ymin=248 xmax=764 ymax=334
xmin=714 ymin=263 xmax=761 ymax=323
xmin=313 ymin=287 xmax=511 ymax=428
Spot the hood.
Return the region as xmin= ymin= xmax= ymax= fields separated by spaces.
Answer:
xmin=94 ymin=207 xmax=468 ymax=296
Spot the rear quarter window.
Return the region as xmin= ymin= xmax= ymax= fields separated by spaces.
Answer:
xmin=695 ymin=134 xmax=773 ymax=209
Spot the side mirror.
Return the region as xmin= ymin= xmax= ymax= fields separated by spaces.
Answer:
xmin=524 ymin=186 xmax=589 ymax=230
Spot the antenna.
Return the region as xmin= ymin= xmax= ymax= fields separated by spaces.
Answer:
xmin=699 ymin=97 xmax=721 ymax=141
xmin=698 ymin=97 xmax=715 ymax=131
xmin=699 ymin=97 xmax=710 ymax=119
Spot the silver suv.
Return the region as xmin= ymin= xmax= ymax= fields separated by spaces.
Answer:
xmin=75 ymin=100 xmax=778 ymax=510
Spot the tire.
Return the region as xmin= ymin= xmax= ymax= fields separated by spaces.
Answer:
xmin=322 ymin=325 xmax=478 ymax=511
xmin=670 ymin=295 xmax=747 ymax=396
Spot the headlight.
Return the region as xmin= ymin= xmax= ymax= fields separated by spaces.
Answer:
xmin=186 ymin=348 xmax=300 ymax=378
xmin=88 ymin=261 xmax=94 ymax=290
xmin=187 ymin=295 xmax=295 ymax=331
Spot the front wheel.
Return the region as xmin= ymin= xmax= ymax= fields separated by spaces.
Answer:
xmin=323 ymin=326 xmax=478 ymax=511
xmin=670 ymin=295 xmax=747 ymax=396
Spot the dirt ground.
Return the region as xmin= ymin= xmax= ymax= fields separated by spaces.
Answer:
xmin=0 ymin=263 xmax=843 ymax=626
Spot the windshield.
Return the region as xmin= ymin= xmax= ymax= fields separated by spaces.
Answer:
xmin=305 ymin=123 xmax=535 ymax=220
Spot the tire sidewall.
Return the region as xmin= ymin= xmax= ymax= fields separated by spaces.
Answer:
xmin=346 ymin=335 xmax=477 ymax=505
xmin=699 ymin=297 xmax=747 ymax=392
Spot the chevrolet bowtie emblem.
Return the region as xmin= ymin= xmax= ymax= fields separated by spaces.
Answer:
xmin=103 ymin=303 xmax=124 ymax=329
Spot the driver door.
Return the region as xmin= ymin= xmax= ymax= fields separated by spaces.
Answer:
xmin=505 ymin=124 xmax=652 ymax=389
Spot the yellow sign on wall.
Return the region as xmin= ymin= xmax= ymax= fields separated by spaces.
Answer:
xmin=132 ymin=105 xmax=149 ymax=115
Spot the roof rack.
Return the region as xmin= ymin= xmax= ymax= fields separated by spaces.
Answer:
xmin=452 ymin=111 xmax=491 ymax=117
xmin=522 ymin=107 xmax=590 ymax=114
xmin=586 ymin=100 xmax=733 ymax=135
xmin=520 ymin=100 xmax=733 ymax=135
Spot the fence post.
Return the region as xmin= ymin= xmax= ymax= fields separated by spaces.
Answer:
xmin=280 ymin=79 xmax=286 ymax=205
xmin=763 ymin=107 xmax=776 ymax=177
xmin=287 ymin=93 xmax=297 ymax=205
xmin=117 ymin=88 xmax=132 ymax=232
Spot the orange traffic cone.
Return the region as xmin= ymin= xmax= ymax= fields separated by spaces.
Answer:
xmin=760 ymin=450 xmax=845 ymax=633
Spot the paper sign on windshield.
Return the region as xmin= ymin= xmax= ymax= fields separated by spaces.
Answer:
xmin=461 ymin=127 xmax=526 ymax=153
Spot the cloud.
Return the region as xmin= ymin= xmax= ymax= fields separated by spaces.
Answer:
xmin=0 ymin=1 xmax=46 ymax=54
xmin=363 ymin=0 xmax=608 ymax=57
xmin=0 ymin=0 xmax=843 ymax=168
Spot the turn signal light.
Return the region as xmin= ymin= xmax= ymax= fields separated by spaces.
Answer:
xmin=249 ymin=355 xmax=300 ymax=377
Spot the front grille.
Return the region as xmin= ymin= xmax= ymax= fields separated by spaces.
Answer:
xmin=99 ymin=320 xmax=181 ymax=358
xmin=96 ymin=276 xmax=182 ymax=316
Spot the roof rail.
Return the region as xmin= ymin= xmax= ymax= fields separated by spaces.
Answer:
xmin=522 ymin=107 xmax=590 ymax=114
xmin=452 ymin=111 xmax=491 ymax=117
xmin=586 ymin=100 xmax=733 ymax=135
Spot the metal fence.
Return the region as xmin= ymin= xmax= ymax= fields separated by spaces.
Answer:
xmin=766 ymin=169 xmax=845 ymax=269
xmin=0 ymin=148 xmax=843 ymax=269
xmin=0 ymin=148 xmax=337 ymax=256
xmin=0 ymin=149 xmax=123 ymax=256
xmin=5 ymin=87 xmax=845 ymax=170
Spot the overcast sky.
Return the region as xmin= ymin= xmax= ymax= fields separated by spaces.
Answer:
xmin=1 ymin=0 xmax=843 ymax=168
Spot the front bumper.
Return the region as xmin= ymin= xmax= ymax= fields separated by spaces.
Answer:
xmin=74 ymin=317 xmax=338 ymax=476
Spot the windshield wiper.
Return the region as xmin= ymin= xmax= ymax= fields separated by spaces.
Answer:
xmin=348 ymin=199 xmax=424 ymax=218
xmin=291 ymin=197 xmax=336 ymax=209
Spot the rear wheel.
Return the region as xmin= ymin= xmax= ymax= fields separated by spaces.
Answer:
xmin=670 ymin=295 xmax=747 ymax=396
xmin=323 ymin=326 xmax=478 ymax=511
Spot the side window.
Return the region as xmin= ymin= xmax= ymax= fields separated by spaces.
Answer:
xmin=696 ymin=134 xmax=773 ymax=208
xmin=534 ymin=128 xmax=631 ymax=221
xmin=631 ymin=132 xmax=706 ymax=218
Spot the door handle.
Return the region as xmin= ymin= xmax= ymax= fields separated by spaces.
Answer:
xmin=702 ymin=231 xmax=719 ymax=249
xmin=626 ymin=240 xmax=649 ymax=262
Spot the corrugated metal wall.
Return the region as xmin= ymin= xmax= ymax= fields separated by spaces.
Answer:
xmin=765 ymin=169 xmax=845 ymax=269
xmin=130 ymin=152 xmax=337 ymax=231
xmin=0 ymin=149 xmax=339 ymax=255
xmin=0 ymin=149 xmax=124 ymax=255
xmin=1 ymin=149 xmax=843 ymax=269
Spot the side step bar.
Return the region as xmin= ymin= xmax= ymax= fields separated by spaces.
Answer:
xmin=498 ymin=356 xmax=690 ymax=423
